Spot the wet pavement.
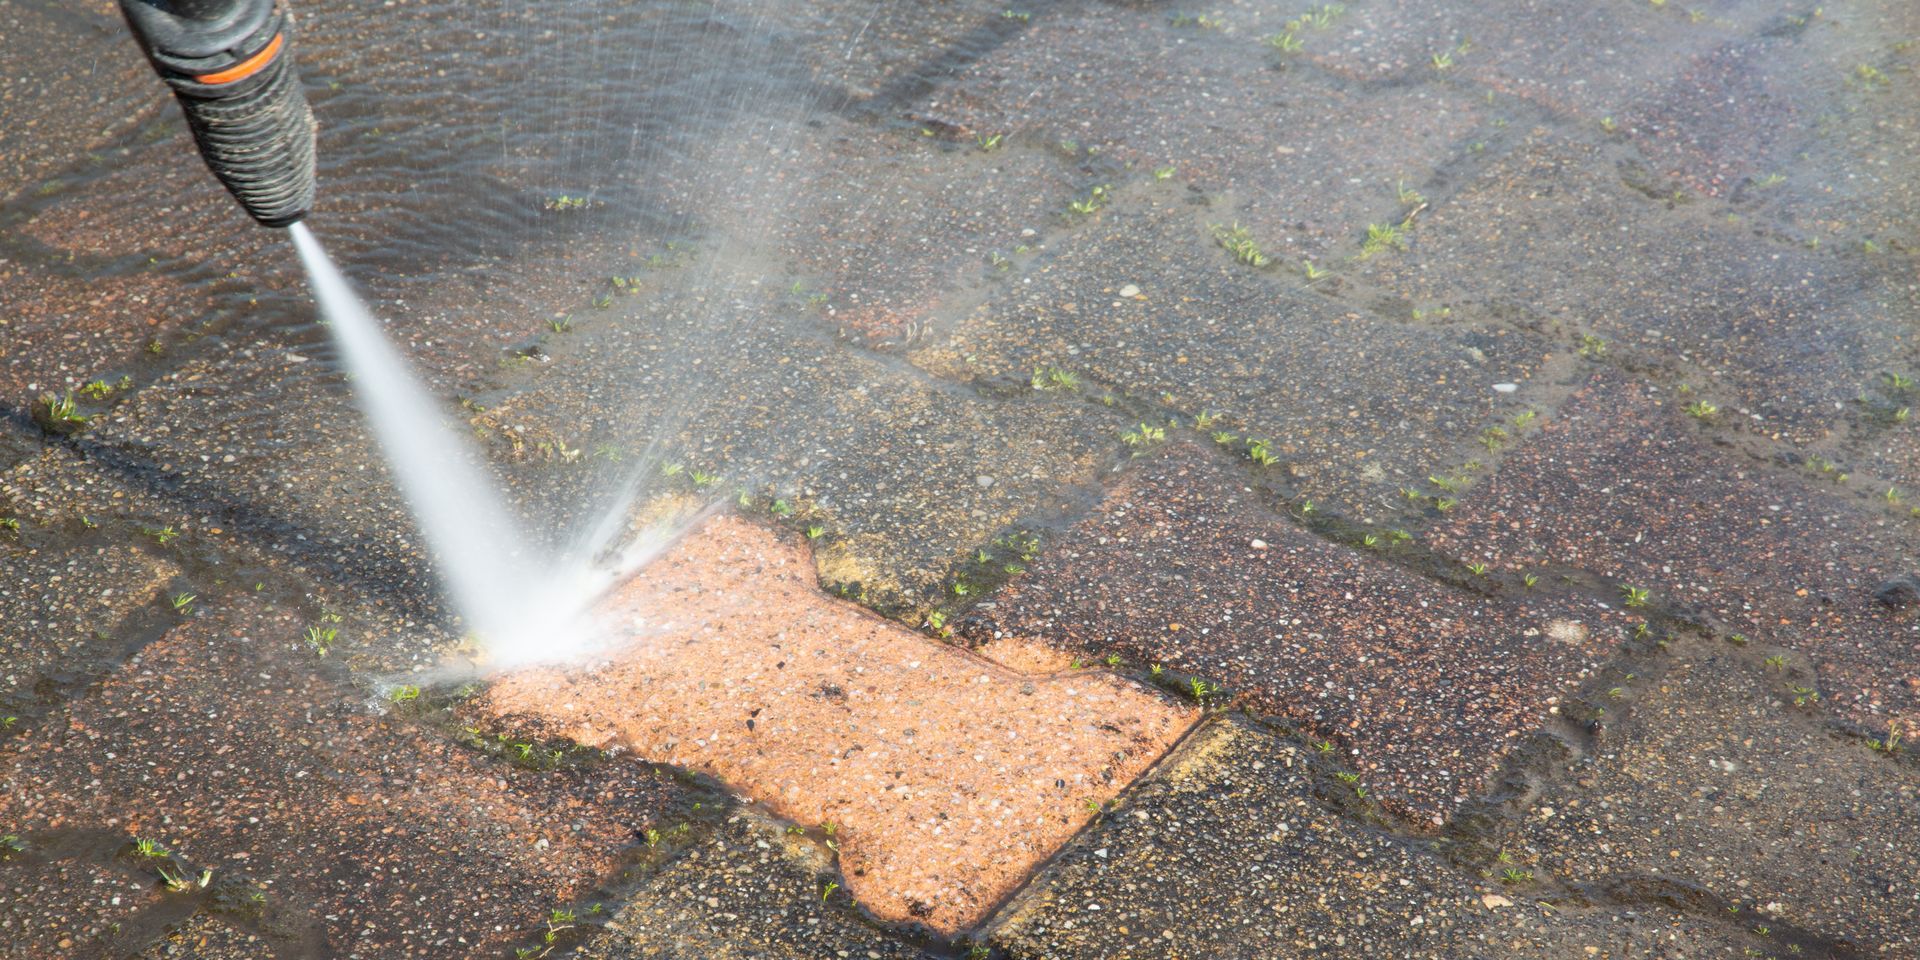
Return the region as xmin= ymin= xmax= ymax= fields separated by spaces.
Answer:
xmin=964 ymin=443 xmax=1631 ymax=826
xmin=983 ymin=715 xmax=1829 ymax=959
xmin=1429 ymin=371 xmax=1920 ymax=734
xmin=3 ymin=0 xmax=1918 ymax=957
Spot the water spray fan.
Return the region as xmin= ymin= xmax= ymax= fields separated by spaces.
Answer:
xmin=119 ymin=0 xmax=316 ymax=227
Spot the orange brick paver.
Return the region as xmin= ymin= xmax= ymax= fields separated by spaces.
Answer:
xmin=484 ymin=514 xmax=1197 ymax=933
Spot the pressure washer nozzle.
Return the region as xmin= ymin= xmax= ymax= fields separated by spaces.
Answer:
xmin=119 ymin=0 xmax=316 ymax=228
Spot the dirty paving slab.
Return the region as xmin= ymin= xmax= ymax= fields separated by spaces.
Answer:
xmin=908 ymin=197 xmax=1558 ymax=521
xmin=1293 ymin=0 xmax=1780 ymax=118
xmin=1487 ymin=638 xmax=1920 ymax=956
xmin=0 ymin=270 xmax=197 ymax=407
xmin=465 ymin=268 xmax=1134 ymax=615
xmin=0 ymin=0 xmax=153 ymax=208
xmin=483 ymin=513 xmax=1197 ymax=935
xmin=1352 ymin=131 xmax=1917 ymax=445
xmin=965 ymin=442 xmax=1633 ymax=825
xmin=572 ymin=809 xmax=939 ymax=960
xmin=0 ymin=533 xmax=175 ymax=730
xmin=984 ymin=714 xmax=1819 ymax=960
xmin=0 ymin=598 xmax=685 ymax=959
xmin=774 ymin=126 xmax=1089 ymax=350
xmin=134 ymin=914 xmax=283 ymax=960
xmin=1607 ymin=3 xmax=1920 ymax=236
xmin=1428 ymin=371 xmax=1920 ymax=734
xmin=925 ymin=0 xmax=1487 ymax=266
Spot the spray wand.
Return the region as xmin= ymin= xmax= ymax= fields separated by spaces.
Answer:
xmin=119 ymin=0 xmax=317 ymax=227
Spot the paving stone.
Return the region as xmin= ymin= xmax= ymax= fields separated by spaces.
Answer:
xmin=965 ymin=443 xmax=1629 ymax=824
xmin=1428 ymin=371 xmax=1920 ymax=732
xmin=984 ymin=714 xmax=1797 ymax=959
xmin=1616 ymin=36 xmax=1826 ymax=202
xmin=768 ymin=0 xmax=1015 ymax=108
xmin=1494 ymin=643 xmax=1920 ymax=955
xmin=909 ymin=198 xmax=1557 ymax=519
xmin=1612 ymin=6 xmax=1920 ymax=236
xmin=984 ymin=716 xmax=1474 ymax=957
xmin=575 ymin=809 xmax=936 ymax=960
xmin=1356 ymin=131 xmax=1917 ymax=444
xmin=0 ymin=123 xmax=359 ymax=489
xmin=484 ymin=513 xmax=1196 ymax=934
xmin=929 ymin=1 xmax=1484 ymax=262
xmin=1858 ymin=425 xmax=1919 ymax=491
xmin=1293 ymin=0 xmax=1775 ymax=118
xmin=0 ymin=536 xmax=175 ymax=719
xmin=3 ymin=382 xmax=562 ymax=664
xmin=0 ymin=599 xmax=678 ymax=959
xmin=0 ymin=269 xmax=191 ymax=404
xmin=468 ymin=271 xmax=1130 ymax=614
xmin=0 ymin=371 xmax=485 ymax=678
xmin=1820 ymin=370 xmax=1920 ymax=493
xmin=67 ymin=344 xmax=446 ymax=609
xmin=777 ymin=129 xmax=1085 ymax=348
xmin=0 ymin=851 xmax=166 ymax=959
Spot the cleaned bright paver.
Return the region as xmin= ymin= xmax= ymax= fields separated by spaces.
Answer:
xmin=484 ymin=513 xmax=1196 ymax=933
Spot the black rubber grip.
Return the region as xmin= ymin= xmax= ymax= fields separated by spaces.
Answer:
xmin=121 ymin=0 xmax=317 ymax=228
xmin=171 ymin=46 xmax=316 ymax=227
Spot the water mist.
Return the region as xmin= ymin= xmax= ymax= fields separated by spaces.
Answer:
xmin=288 ymin=222 xmax=611 ymax=667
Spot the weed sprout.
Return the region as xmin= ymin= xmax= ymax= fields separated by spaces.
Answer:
xmin=1210 ymin=223 xmax=1270 ymax=267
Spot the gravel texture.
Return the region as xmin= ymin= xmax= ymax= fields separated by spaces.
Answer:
xmin=1430 ymin=371 xmax=1920 ymax=734
xmin=2 ymin=0 xmax=1916 ymax=954
xmin=968 ymin=442 xmax=1630 ymax=824
xmin=575 ymin=809 xmax=938 ymax=960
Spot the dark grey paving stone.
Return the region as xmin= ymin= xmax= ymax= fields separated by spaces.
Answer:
xmin=1355 ymin=132 xmax=1917 ymax=445
xmin=927 ymin=1 xmax=1487 ymax=263
xmin=984 ymin=714 xmax=1794 ymax=959
xmin=0 ymin=2 xmax=153 ymax=208
xmin=1429 ymin=371 xmax=1920 ymax=734
xmin=910 ymin=194 xmax=1559 ymax=519
xmin=465 ymin=270 xmax=1130 ymax=614
xmin=1494 ymin=642 xmax=1920 ymax=955
xmin=0 ymin=534 xmax=175 ymax=720
xmin=576 ymin=809 xmax=937 ymax=960
xmin=966 ymin=442 xmax=1632 ymax=824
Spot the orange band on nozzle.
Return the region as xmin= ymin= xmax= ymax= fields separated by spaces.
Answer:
xmin=194 ymin=31 xmax=284 ymax=85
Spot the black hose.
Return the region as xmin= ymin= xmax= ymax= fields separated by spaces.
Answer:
xmin=120 ymin=0 xmax=317 ymax=228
